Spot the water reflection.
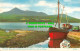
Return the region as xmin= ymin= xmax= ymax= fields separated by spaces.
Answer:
xmin=48 ymin=39 xmax=63 ymax=48
xmin=28 ymin=37 xmax=63 ymax=48
xmin=28 ymin=38 xmax=50 ymax=48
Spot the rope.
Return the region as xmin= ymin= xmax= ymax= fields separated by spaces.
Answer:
xmin=60 ymin=5 xmax=65 ymax=24
xmin=66 ymin=13 xmax=69 ymax=24
xmin=55 ymin=8 xmax=58 ymax=27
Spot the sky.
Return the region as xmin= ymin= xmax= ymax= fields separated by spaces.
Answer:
xmin=0 ymin=0 xmax=80 ymax=19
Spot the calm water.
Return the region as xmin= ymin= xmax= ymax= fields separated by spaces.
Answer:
xmin=0 ymin=23 xmax=80 ymax=31
xmin=0 ymin=23 xmax=80 ymax=48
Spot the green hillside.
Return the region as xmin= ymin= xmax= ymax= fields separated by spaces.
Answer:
xmin=0 ymin=14 xmax=80 ymax=23
xmin=0 ymin=8 xmax=80 ymax=23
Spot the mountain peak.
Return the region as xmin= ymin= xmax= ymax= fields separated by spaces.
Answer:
xmin=10 ymin=7 xmax=23 ymax=12
xmin=1 ymin=7 xmax=47 ymax=16
xmin=13 ymin=7 xmax=19 ymax=10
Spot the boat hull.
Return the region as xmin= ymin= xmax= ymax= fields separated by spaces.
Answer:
xmin=48 ymin=27 xmax=68 ymax=48
xmin=49 ymin=32 xmax=67 ymax=39
xmin=48 ymin=30 xmax=68 ymax=48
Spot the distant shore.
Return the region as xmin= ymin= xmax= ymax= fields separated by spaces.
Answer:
xmin=0 ymin=22 xmax=26 ymax=23
xmin=0 ymin=22 xmax=80 ymax=23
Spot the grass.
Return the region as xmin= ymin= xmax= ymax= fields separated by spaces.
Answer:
xmin=0 ymin=30 xmax=18 ymax=46
xmin=0 ymin=14 xmax=80 ymax=23
xmin=0 ymin=31 xmax=49 ymax=48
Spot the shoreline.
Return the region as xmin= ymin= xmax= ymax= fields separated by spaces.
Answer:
xmin=0 ymin=22 xmax=26 ymax=23
xmin=0 ymin=22 xmax=80 ymax=23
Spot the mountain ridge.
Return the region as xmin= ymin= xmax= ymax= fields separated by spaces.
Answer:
xmin=0 ymin=8 xmax=80 ymax=23
xmin=0 ymin=7 xmax=47 ymax=16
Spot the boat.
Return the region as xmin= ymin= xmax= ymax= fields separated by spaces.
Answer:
xmin=62 ymin=13 xmax=72 ymax=30
xmin=72 ymin=26 xmax=79 ymax=31
xmin=62 ymin=24 xmax=72 ymax=30
xmin=49 ymin=27 xmax=68 ymax=39
xmin=48 ymin=0 xmax=69 ymax=48
xmin=60 ymin=6 xmax=72 ymax=30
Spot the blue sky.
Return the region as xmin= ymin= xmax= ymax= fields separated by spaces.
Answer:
xmin=0 ymin=0 xmax=80 ymax=19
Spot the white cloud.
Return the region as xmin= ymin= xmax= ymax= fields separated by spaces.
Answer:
xmin=64 ymin=0 xmax=71 ymax=2
xmin=63 ymin=7 xmax=80 ymax=13
xmin=35 ymin=1 xmax=57 ymax=8
xmin=64 ymin=0 xmax=80 ymax=4
xmin=0 ymin=8 xmax=11 ymax=13
xmin=60 ymin=6 xmax=80 ymax=19
xmin=35 ymin=0 xmax=80 ymax=16
xmin=0 ymin=3 xmax=31 ymax=13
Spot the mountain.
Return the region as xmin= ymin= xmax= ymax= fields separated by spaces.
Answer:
xmin=0 ymin=8 xmax=80 ymax=23
xmin=0 ymin=7 xmax=47 ymax=16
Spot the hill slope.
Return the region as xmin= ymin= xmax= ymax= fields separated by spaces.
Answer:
xmin=0 ymin=8 xmax=80 ymax=23
xmin=0 ymin=8 xmax=47 ymax=16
